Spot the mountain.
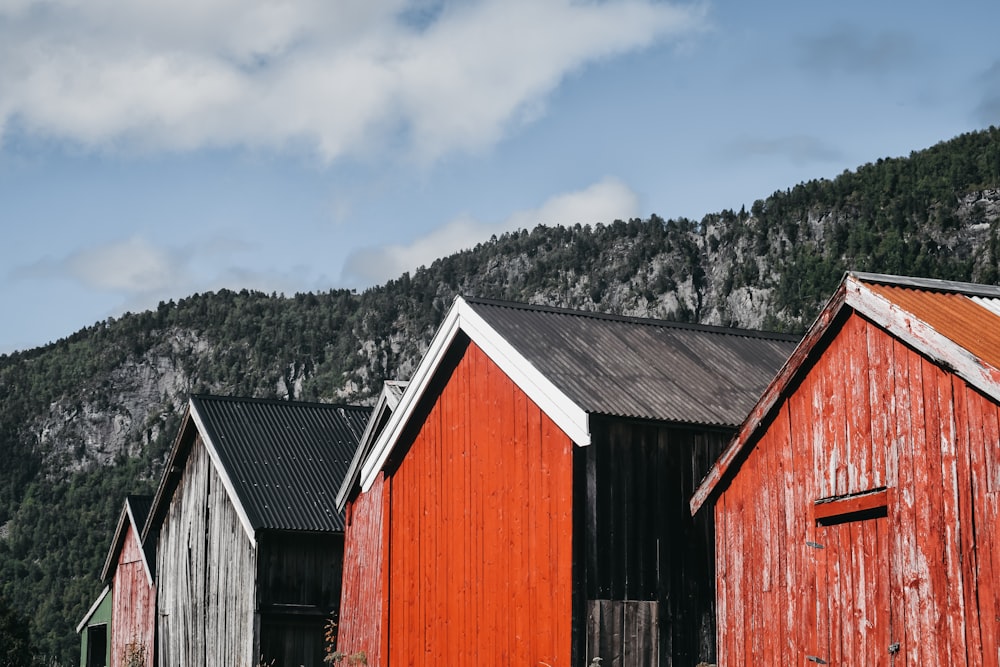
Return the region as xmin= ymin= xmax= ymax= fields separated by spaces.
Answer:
xmin=2 ymin=126 xmax=999 ymax=663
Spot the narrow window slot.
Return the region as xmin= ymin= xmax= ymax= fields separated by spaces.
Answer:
xmin=813 ymin=487 xmax=889 ymax=526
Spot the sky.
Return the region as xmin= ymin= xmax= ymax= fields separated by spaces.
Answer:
xmin=1 ymin=0 xmax=998 ymax=354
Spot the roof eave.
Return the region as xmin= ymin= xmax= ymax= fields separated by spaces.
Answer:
xmin=188 ymin=398 xmax=258 ymax=546
xmin=75 ymin=585 xmax=110 ymax=633
xmin=690 ymin=275 xmax=853 ymax=515
xmin=357 ymin=296 xmax=591 ymax=494
xmin=99 ymin=504 xmax=131 ymax=583
xmin=142 ymin=399 xmax=257 ymax=549
xmin=335 ymin=382 xmax=405 ymax=511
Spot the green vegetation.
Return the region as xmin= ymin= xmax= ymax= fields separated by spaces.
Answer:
xmin=0 ymin=592 xmax=38 ymax=667
xmin=0 ymin=127 xmax=998 ymax=663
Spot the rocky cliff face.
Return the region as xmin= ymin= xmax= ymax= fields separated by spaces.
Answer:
xmin=19 ymin=188 xmax=1000 ymax=486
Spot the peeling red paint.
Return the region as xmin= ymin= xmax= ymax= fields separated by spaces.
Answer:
xmin=712 ymin=311 xmax=1000 ymax=665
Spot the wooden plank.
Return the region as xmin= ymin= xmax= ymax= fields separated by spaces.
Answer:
xmin=936 ymin=364 xmax=969 ymax=666
xmin=969 ymin=388 xmax=1000 ymax=662
xmin=914 ymin=354 xmax=944 ymax=665
xmin=777 ymin=401 xmax=803 ymax=665
xmin=813 ymin=488 xmax=888 ymax=522
xmin=952 ymin=380 xmax=983 ymax=667
xmin=892 ymin=337 xmax=919 ymax=666
xmin=848 ymin=315 xmax=874 ymax=491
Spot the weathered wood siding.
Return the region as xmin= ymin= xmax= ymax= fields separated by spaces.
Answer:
xmin=110 ymin=528 xmax=154 ymax=667
xmin=387 ymin=340 xmax=574 ymax=666
xmin=714 ymin=312 xmax=1000 ymax=665
xmin=257 ymin=531 xmax=344 ymax=667
xmin=580 ymin=419 xmax=728 ymax=666
xmin=337 ymin=471 xmax=390 ymax=666
xmin=156 ymin=435 xmax=257 ymax=667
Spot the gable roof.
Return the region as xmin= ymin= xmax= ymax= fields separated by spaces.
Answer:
xmin=335 ymin=380 xmax=406 ymax=511
xmin=76 ymin=585 xmax=111 ymax=633
xmin=144 ymin=396 xmax=371 ymax=547
xmin=100 ymin=494 xmax=154 ymax=585
xmin=690 ymin=271 xmax=1000 ymax=515
xmin=358 ymin=295 xmax=798 ymax=493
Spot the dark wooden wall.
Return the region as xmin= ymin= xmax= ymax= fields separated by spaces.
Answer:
xmin=714 ymin=312 xmax=1000 ymax=665
xmin=257 ymin=531 xmax=344 ymax=667
xmin=577 ymin=417 xmax=729 ymax=667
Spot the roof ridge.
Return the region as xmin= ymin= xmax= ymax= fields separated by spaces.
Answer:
xmin=191 ymin=394 xmax=370 ymax=411
xmin=461 ymin=295 xmax=800 ymax=342
xmin=852 ymin=271 xmax=1000 ymax=298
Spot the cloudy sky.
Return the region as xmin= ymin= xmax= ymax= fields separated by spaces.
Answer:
xmin=1 ymin=0 xmax=998 ymax=353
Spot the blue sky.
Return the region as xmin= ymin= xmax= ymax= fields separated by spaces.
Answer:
xmin=1 ymin=0 xmax=998 ymax=354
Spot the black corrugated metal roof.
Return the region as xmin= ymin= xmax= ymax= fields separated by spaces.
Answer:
xmin=464 ymin=298 xmax=799 ymax=427
xmin=191 ymin=395 xmax=371 ymax=533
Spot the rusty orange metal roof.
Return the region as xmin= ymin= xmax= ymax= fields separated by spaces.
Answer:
xmin=691 ymin=271 xmax=1000 ymax=515
xmin=862 ymin=281 xmax=1000 ymax=371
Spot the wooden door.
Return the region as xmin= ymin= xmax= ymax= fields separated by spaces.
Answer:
xmin=810 ymin=491 xmax=897 ymax=665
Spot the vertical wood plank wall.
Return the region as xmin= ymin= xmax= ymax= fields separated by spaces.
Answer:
xmin=582 ymin=420 xmax=727 ymax=666
xmin=156 ymin=436 xmax=257 ymax=667
xmin=337 ymin=472 xmax=389 ymax=666
xmin=714 ymin=312 xmax=1000 ymax=666
xmin=386 ymin=341 xmax=574 ymax=666
xmin=110 ymin=528 xmax=155 ymax=667
xmin=257 ymin=532 xmax=344 ymax=666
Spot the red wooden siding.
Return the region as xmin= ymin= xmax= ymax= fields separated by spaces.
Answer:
xmin=386 ymin=341 xmax=574 ymax=666
xmin=715 ymin=311 xmax=1000 ymax=666
xmin=110 ymin=528 xmax=154 ymax=667
xmin=337 ymin=471 xmax=390 ymax=666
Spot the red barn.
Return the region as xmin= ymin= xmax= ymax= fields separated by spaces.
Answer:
xmin=336 ymin=296 xmax=797 ymax=666
xmin=692 ymin=272 xmax=1000 ymax=666
xmin=101 ymin=495 xmax=155 ymax=667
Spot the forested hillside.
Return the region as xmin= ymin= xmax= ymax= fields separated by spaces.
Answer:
xmin=2 ymin=127 xmax=999 ymax=663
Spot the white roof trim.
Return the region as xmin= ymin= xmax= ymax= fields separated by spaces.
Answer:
xmin=335 ymin=382 xmax=405 ymax=510
xmin=125 ymin=501 xmax=155 ymax=587
xmin=845 ymin=274 xmax=1000 ymax=402
xmin=455 ymin=299 xmax=591 ymax=445
xmin=190 ymin=400 xmax=257 ymax=547
xmin=76 ymin=585 xmax=110 ymax=633
xmin=359 ymin=296 xmax=591 ymax=493
xmin=101 ymin=499 xmax=155 ymax=586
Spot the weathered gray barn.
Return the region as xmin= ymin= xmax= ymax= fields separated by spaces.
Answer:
xmin=142 ymin=395 xmax=370 ymax=666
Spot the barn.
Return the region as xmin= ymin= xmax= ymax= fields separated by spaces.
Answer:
xmin=691 ymin=272 xmax=1000 ymax=665
xmin=101 ymin=495 xmax=155 ymax=666
xmin=335 ymin=296 xmax=797 ymax=666
xmin=142 ymin=395 xmax=370 ymax=667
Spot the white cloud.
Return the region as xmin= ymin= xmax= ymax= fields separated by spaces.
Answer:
xmin=66 ymin=237 xmax=178 ymax=292
xmin=0 ymin=0 xmax=705 ymax=161
xmin=343 ymin=176 xmax=640 ymax=284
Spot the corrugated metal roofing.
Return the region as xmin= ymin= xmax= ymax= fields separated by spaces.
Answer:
xmin=463 ymin=298 xmax=800 ymax=427
xmin=862 ymin=281 xmax=1000 ymax=371
xmin=191 ymin=395 xmax=371 ymax=533
xmin=692 ymin=271 xmax=1000 ymax=514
